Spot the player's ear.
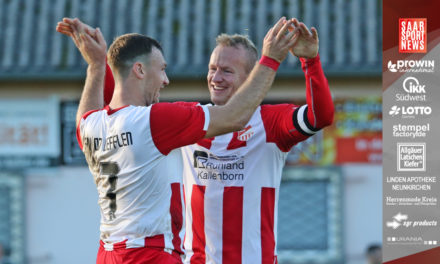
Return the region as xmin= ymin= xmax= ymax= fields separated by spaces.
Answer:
xmin=132 ymin=62 xmax=145 ymax=79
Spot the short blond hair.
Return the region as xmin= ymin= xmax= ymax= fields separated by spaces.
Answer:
xmin=215 ymin=34 xmax=258 ymax=73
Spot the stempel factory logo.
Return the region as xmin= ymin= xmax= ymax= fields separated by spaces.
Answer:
xmin=399 ymin=18 xmax=427 ymax=53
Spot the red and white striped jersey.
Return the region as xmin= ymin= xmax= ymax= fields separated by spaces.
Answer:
xmin=76 ymin=103 xmax=210 ymax=254
xmin=180 ymin=55 xmax=333 ymax=264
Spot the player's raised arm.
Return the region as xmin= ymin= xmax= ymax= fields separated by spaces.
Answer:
xmin=56 ymin=18 xmax=108 ymax=126
xmin=289 ymin=19 xmax=334 ymax=130
xmin=204 ymin=17 xmax=300 ymax=138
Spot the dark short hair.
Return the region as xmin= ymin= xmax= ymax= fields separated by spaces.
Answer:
xmin=107 ymin=33 xmax=163 ymax=77
xmin=366 ymin=244 xmax=381 ymax=254
xmin=215 ymin=34 xmax=258 ymax=73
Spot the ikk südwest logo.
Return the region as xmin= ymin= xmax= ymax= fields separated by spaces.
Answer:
xmin=399 ymin=18 xmax=427 ymax=53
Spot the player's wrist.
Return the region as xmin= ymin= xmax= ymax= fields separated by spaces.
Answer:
xmin=300 ymin=53 xmax=320 ymax=65
xmin=88 ymin=62 xmax=106 ymax=73
xmin=259 ymin=55 xmax=281 ymax=71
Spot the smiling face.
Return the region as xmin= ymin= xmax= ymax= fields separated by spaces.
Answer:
xmin=207 ymin=45 xmax=251 ymax=106
xmin=142 ymin=47 xmax=169 ymax=104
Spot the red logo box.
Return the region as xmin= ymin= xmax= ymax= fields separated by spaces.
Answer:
xmin=399 ymin=18 xmax=427 ymax=53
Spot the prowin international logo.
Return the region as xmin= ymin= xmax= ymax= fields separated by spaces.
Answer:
xmin=387 ymin=60 xmax=434 ymax=73
xmin=389 ymin=105 xmax=432 ymax=118
xmin=396 ymin=76 xmax=427 ymax=102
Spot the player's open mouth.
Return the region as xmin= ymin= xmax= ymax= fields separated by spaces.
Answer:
xmin=212 ymin=86 xmax=227 ymax=91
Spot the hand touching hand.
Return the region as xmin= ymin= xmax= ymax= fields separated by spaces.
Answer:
xmin=261 ymin=17 xmax=301 ymax=63
xmin=56 ymin=18 xmax=107 ymax=67
xmin=287 ymin=18 xmax=319 ymax=59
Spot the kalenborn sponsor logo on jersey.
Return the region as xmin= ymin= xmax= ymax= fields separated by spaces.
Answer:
xmin=193 ymin=151 xmax=245 ymax=181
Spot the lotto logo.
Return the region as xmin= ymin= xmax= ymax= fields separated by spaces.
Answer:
xmin=397 ymin=143 xmax=425 ymax=171
xmin=389 ymin=105 xmax=432 ymax=118
xmin=399 ymin=18 xmax=427 ymax=53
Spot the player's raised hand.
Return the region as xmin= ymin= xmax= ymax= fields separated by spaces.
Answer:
xmin=78 ymin=27 xmax=107 ymax=67
xmin=56 ymin=18 xmax=106 ymax=67
xmin=262 ymin=17 xmax=301 ymax=63
xmin=56 ymin=18 xmax=97 ymax=48
xmin=287 ymin=18 xmax=319 ymax=59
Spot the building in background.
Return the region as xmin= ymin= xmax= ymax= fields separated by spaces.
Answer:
xmin=0 ymin=0 xmax=382 ymax=263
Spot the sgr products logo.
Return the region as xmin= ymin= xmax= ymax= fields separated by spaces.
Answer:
xmin=399 ymin=18 xmax=427 ymax=53
xmin=396 ymin=76 xmax=427 ymax=102
xmin=387 ymin=60 xmax=434 ymax=73
xmin=389 ymin=105 xmax=432 ymax=118
xmin=397 ymin=143 xmax=425 ymax=171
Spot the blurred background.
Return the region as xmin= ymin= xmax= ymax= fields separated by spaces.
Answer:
xmin=0 ymin=0 xmax=382 ymax=263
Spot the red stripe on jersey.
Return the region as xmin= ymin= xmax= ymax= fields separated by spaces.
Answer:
xmin=191 ymin=185 xmax=206 ymax=263
xmin=182 ymin=184 xmax=186 ymax=250
xmin=226 ymin=131 xmax=247 ymax=150
xmin=261 ymin=187 xmax=276 ymax=264
xmin=170 ymin=183 xmax=183 ymax=254
xmin=197 ymin=137 xmax=214 ymax=149
xmin=182 ymin=184 xmax=187 ymax=207
xmin=222 ymin=186 xmax=244 ymax=264
xmin=145 ymin=234 xmax=165 ymax=249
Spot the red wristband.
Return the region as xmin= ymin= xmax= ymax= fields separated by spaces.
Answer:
xmin=259 ymin=56 xmax=280 ymax=71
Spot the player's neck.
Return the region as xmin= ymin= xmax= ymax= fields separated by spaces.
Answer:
xmin=109 ymin=83 xmax=145 ymax=109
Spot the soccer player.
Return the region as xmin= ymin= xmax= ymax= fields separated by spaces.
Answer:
xmin=57 ymin=17 xmax=300 ymax=264
xmin=180 ymin=21 xmax=334 ymax=264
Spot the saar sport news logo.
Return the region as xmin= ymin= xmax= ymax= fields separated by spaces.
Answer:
xmin=395 ymin=76 xmax=426 ymax=102
xmin=389 ymin=105 xmax=432 ymax=118
xmin=387 ymin=60 xmax=434 ymax=73
xmin=399 ymin=18 xmax=427 ymax=53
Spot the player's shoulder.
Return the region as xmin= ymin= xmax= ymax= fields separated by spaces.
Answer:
xmin=81 ymin=108 xmax=102 ymax=121
xmin=81 ymin=105 xmax=144 ymax=123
